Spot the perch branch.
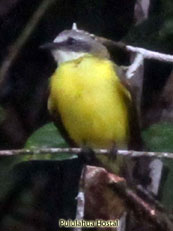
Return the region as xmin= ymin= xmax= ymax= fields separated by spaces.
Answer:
xmin=0 ymin=0 xmax=56 ymax=85
xmin=0 ymin=147 xmax=173 ymax=159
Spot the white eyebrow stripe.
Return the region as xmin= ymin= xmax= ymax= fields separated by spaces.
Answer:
xmin=54 ymin=36 xmax=65 ymax=43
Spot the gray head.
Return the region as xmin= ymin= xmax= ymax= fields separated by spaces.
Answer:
xmin=41 ymin=23 xmax=110 ymax=64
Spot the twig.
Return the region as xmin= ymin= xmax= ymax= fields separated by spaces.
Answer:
xmin=126 ymin=45 xmax=173 ymax=63
xmin=74 ymin=167 xmax=86 ymax=231
xmin=97 ymin=36 xmax=126 ymax=51
xmin=126 ymin=53 xmax=144 ymax=79
xmin=109 ymin=180 xmax=173 ymax=231
xmin=136 ymin=185 xmax=165 ymax=211
xmin=0 ymin=0 xmax=56 ymax=85
xmin=1 ymin=147 xmax=173 ymax=159
xmin=98 ymin=36 xmax=173 ymax=63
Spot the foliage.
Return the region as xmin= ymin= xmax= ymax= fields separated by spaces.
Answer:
xmin=142 ymin=122 xmax=173 ymax=152
xmin=159 ymin=0 xmax=173 ymax=41
xmin=25 ymin=122 xmax=76 ymax=160
xmin=0 ymin=106 xmax=5 ymax=124
xmin=1 ymin=0 xmax=173 ymax=228
xmin=142 ymin=122 xmax=173 ymax=211
xmin=25 ymin=122 xmax=66 ymax=149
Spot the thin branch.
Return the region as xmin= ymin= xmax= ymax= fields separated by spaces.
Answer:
xmin=126 ymin=45 xmax=173 ymax=63
xmin=82 ymin=165 xmax=173 ymax=231
xmin=97 ymin=36 xmax=127 ymax=51
xmin=0 ymin=0 xmax=56 ymax=85
xmin=74 ymin=168 xmax=86 ymax=231
xmin=109 ymin=179 xmax=173 ymax=231
xmin=136 ymin=185 xmax=165 ymax=212
xmin=98 ymin=36 xmax=173 ymax=63
xmin=1 ymin=147 xmax=173 ymax=159
xmin=126 ymin=53 xmax=144 ymax=79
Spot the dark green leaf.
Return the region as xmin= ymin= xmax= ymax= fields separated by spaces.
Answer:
xmin=142 ymin=122 xmax=173 ymax=152
xmin=25 ymin=122 xmax=76 ymax=160
xmin=142 ymin=122 xmax=173 ymax=211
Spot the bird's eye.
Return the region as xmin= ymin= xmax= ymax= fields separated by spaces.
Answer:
xmin=68 ymin=37 xmax=76 ymax=45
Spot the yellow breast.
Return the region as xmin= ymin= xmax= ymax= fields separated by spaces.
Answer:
xmin=48 ymin=55 xmax=131 ymax=149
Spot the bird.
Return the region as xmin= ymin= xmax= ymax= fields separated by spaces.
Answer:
xmin=41 ymin=25 xmax=153 ymax=230
xmin=42 ymin=23 xmax=143 ymax=179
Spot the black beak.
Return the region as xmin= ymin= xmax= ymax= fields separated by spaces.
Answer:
xmin=39 ymin=42 xmax=61 ymax=50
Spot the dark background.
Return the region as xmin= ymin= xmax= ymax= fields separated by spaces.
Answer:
xmin=0 ymin=0 xmax=137 ymax=149
xmin=1 ymin=0 xmax=173 ymax=149
xmin=0 ymin=0 xmax=173 ymax=230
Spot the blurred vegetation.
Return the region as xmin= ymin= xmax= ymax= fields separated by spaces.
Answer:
xmin=143 ymin=122 xmax=173 ymax=152
xmin=0 ymin=106 xmax=5 ymax=123
xmin=142 ymin=122 xmax=173 ymax=211
xmin=25 ymin=122 xmax=77 ymax=160
xmin=25 ymin=122 xmax=67 ymax=149
xmin=0 ymin=0 xmax=173 ymax=230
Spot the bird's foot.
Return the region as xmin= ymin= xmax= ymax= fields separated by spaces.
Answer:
xmin=79 ymin=147 xmax=97 ymax=165
xmin=109 ymin=144 xmax=118 ymax=161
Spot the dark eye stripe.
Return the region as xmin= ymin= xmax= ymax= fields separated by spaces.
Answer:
xmin=68 ymin=37 xmax=76 ymax=45
xmin=64 ymin=37 xmax=91 ymax=52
